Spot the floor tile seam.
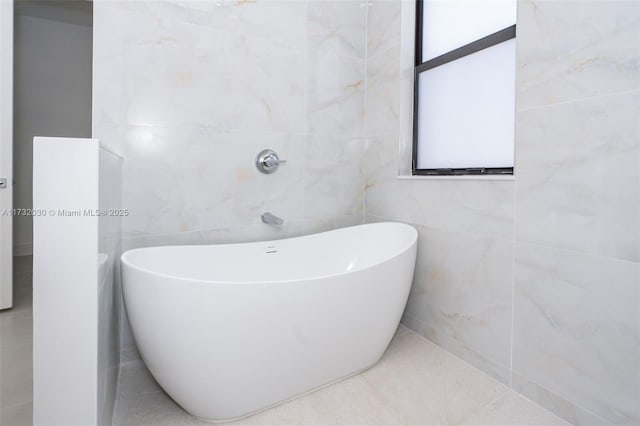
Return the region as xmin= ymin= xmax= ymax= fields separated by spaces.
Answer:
xmin=402 ymin=313 xmax=513 ymax=379
xmin=0 ymin=400 xmax=33 ymax=411
xmin=0 ymin=397 xmax=34 ymax=411
xmin=356 ymin=372 xmax=412 ymax=424
xmin=450 ymin=391 xmax=508 ymax=426
xmin=509 ymin=370 xmax=615 ymax=426
xmin=400 ymin=325 xmax=512 ymax=393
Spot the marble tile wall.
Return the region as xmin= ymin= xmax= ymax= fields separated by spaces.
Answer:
xmin=92 ymin=0 xmax=367 ymax=362
xmin=365 ymin=0 xmax=639 ymax=425
xmin=91 ymin=1 xmax=638 ymax=424
xmin=513 ymin=1 xmax=640 ymax=424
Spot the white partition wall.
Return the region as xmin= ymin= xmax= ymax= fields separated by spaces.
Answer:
xmin=33 ymin=137 xmax=98 ymax=425
xmin=33 ymin=137 xmax=122 ymax=426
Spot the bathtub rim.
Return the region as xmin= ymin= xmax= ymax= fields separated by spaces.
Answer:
xmin=120 ymin=222 xmax=417 ymax=286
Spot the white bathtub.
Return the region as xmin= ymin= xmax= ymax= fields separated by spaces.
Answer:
xmin=121 ymin=222 xmax=418 ymax=422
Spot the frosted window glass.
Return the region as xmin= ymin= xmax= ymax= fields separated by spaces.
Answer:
xmin=422 ymin=0 xmax=516 ymax=61
xmin=416 ymin=39 xmax=515 ymax=170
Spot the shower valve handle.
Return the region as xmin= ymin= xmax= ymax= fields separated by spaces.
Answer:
xmin=263 ymin=155 xmax=286 ymax=168
xmin=256 ymin=149 xmax=286 ymax=174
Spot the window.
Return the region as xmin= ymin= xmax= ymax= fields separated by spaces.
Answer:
xmin=413 ymin=0 xmax=516 ymax=176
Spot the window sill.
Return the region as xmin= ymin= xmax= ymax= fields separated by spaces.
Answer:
xmin=397 ymin=174 xmax=515 ymax=181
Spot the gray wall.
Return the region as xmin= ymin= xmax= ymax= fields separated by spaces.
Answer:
xmin=13 ymin=0 xmax=92 ymax=256
xmin=365 ymin=1 xmax=639 ymax=425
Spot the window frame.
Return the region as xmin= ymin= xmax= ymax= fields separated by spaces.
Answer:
xmin=412 ymin=0 xmax=516 ymax=176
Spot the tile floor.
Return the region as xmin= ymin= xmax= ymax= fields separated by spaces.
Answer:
xmin=113 ymin=326 xmax=568 ymax=426
xmin=0 ymin=256 xmax=33 ymax=426
xmin=1 ymin=256 xmax=568 ymax=426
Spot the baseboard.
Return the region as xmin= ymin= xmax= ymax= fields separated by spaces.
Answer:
xmin=14 ymin=242 xmax=33 ymax=256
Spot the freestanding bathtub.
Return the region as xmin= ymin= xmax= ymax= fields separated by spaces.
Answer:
xmin=121 ymin=222 xmax=418 ymax=422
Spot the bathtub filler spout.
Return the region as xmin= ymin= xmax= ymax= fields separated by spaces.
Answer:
xmin=261 ymin=212 xmax=283 ymax=225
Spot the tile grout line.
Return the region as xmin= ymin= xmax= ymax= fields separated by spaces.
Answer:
xmin=509 ymin=371 xmax=615 ymax=426
xmin=362 ymin=0 xmax=369 ymax=226
xmin=94 ymin=124 xmax=374 ymax=141
xmin=366 ymin=213 xmax=640 ymax=266
xmin=0 ymin=401 xmax=33 ymax=412
xmin=516 ymin=87 xmax=640 ymax=114
xmin=365 ymin=212 xmax=514 ymax=243
xmin=399 ymin=325 xmax=572 ymax=426
xmin=509 ymin=150 xmax=517 ymax=386
xmin=401 ymin=310 xmax=512 ymax=377
xmin=301 ymin=0 xmax=309 ymax=231
xmin=454 ymin=391 xmax=508 ymax=426
xmin=399 ymin=322 xmax=513 ymax=390
xmin=515 ymin=239 xmax=640 ymax=266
